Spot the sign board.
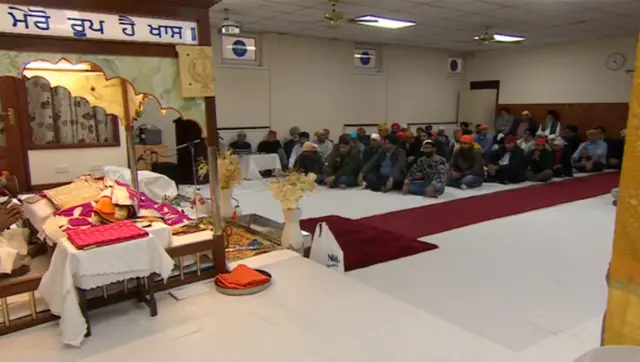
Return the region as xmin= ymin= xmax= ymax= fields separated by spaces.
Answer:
xmin=0 ymin=3 xmax=198 ymax=45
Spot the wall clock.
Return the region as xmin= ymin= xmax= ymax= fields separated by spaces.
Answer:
xmin=605 ymin=53 xmax=626 ymax=71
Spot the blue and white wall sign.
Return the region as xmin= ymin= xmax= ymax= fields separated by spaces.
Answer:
xmin=353 ymin=48 xmax=378 ymax=70
xmin=0 ymin=3 xmax=198 ymax=45
xmin=221 ymin=35 xmax=257 ymax=61
xmin=448 ymin=57 xmax=464 ymax=74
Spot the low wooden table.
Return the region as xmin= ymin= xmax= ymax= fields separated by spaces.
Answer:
xmin=76 ymin=274 xmax=158 ymax=337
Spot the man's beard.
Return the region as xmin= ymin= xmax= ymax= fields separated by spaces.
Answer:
xmin=459 ymin=147 xmax=472 ymax=156
xmin=423 ymin=151 xmax=434 ymax=157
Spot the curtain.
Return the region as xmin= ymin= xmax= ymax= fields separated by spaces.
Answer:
xmin=93 ymin=106 xmax=109 ymax=143
xmin=52 ymin=86 xmax=75 ymax=144
xmin=603 ymin=31 xmax=640 ymax=345
xmin=25 ymin=78 xmax=112 ymax=145
xmin=73 ymin=96 xmax=97 ymax=143
xmin=26 ymin=76 xmax=55 ymax=144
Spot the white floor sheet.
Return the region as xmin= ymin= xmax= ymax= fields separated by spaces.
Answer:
xmin=0 ymin=174 xmax=616 ymax=361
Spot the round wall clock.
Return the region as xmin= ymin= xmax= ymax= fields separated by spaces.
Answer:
xmin=605 ymin=53 xmax=626 ymax=71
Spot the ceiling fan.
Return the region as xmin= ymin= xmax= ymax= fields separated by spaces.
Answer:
xmin=473 ymin=27 xmax=526 ymax=45
xmin=323 ymin=0 xmax=377 ymax=26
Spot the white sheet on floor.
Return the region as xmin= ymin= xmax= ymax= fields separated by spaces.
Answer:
xmin=349 ymin=196 xmax=614 ymax=355
xmin=102 ymin=166 xmax=178 ymax=202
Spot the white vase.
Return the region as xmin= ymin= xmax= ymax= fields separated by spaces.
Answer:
xmin=220 ymin=188 xmax=234 ymax=218
xmin=281 ymin=208 xmax=304 ymax=251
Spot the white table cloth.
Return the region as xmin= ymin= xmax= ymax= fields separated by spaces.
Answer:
xmin=102 ymin=166 xmax=178 ymax=202
xmin=239 ymin=154 xmax=282 ymax=181
xmin=38 ymin=232 xmax=175 ymax=347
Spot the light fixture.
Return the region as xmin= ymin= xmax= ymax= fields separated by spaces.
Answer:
xmin=355 ymin=15 xmax=417 ymax=30
xmin=25 ymin=60 xmax=92 ymax=71
xmin=475 ymin=33 xmax=526 ymax=43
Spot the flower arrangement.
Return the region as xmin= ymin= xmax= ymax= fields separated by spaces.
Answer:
xmin=268 ymin=171 xmax=318 ymax=210
xmin=196 ymin=150 xmax=242 ymax=190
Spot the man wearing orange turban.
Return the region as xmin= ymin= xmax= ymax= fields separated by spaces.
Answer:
xmin=447 ymin=135 xmax=485 ymax=189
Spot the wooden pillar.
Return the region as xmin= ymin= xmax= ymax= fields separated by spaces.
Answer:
xmin=602 ymin=31 xmax=640 ymax=345
xmin=196 ymin=10 xmax=226 ymax=274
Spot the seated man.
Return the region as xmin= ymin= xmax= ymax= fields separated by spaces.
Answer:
xmin=526 ymin=137 xmax=554 ymax=182
xmin=358 ymin=134 xmax=407 ymax=192
xmin=294 ymin=141 xmax=323 ymax=175
xmin=322 ymin=138 xmax=363 ymax=189
xmin=572 ymin=128 xmax=607 ymax=173
xmin=288 ymin=131 xmax=310 ymax=169
xmin=516 ymin=128 xmax=535 ymax=155
xmin=486 ymin=135 xmax=526 ymax=184
xmin=362 ymin=133 xmax=381 ymax=164
xmin=607 ymin=128 xmax=625 ymax=169
xmin=549 ymin=136 xmax=573 ymax=178
xmin=473 ymin=124 xmax=494 ymax=162
xmin=448 ymin=135 xmax=484 ymax=190
xmin=257 ymin=130 xmax=287 ymax=168
xmin=402 ymin=140 xmax=447 ymax=198
xmin=228 ymin=130 xmax=252 ymax=153
xmin=0 ymin=202 xmax=28 ymax=278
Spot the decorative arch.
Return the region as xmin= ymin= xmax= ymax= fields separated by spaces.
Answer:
xmin=21 ymin=58 xmax=183 ymax=125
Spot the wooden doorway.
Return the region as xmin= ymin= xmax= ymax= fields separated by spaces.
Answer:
xmin=0 ymin=76 xmax=28 ymax=191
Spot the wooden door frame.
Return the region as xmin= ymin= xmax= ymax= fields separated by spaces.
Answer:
xmin=0 ymin=77 xmax=29 ymax=191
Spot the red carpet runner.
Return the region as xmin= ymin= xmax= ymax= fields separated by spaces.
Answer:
xmin=359 ymin=172 xmax=619 ymax=239
xmin=299 ymin=215 xmax=439 ymax=271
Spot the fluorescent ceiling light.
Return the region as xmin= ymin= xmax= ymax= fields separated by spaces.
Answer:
xmin=356 ymin=15 xmax=416 ymax=30
xmin=475 ymin=33 xmax=526 ymax=42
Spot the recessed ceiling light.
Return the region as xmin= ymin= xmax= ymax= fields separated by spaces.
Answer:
xmin=355 ymin=15 xmax=417 ymax=30
xmin=475 ymin=33 xmax=526 ymax=43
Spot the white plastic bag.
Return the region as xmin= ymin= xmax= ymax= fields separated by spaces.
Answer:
xmin=309 ymin=222 xmax=344 ymax=273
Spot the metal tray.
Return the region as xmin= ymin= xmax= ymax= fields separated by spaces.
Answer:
xmin=229 ymin=213 xmax=310 ymax=246
xmin=214 ymin=269 xmax=272 ymax=296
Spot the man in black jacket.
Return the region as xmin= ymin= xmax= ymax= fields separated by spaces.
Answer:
xmin=321 ymin=138 xmax=363 ymax=189
xmin=358 ymin=134 xmax=407 ymax=192
xmin=486 ymin=135 xmax=526 ymax=184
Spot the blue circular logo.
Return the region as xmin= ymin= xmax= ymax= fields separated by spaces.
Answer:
xmin=232 ymin=40 xmax=248 ymax=58
xmin=359 ymin=51 xmax=372 ymax=66
xmin=449 ymin=59 xmax=459 ymax=72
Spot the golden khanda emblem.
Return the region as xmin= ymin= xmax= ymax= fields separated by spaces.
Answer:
xmin=187 ymin=48 xmax=214 ymax=94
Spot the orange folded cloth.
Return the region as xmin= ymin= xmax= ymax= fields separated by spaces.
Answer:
xmin=216 ymin=264 xmax=270 ymax=290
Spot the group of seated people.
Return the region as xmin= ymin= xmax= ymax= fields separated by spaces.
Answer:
xmin=226 ymin=113 xmax=625 ymax=198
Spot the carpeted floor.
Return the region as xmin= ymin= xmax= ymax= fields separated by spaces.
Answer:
xmin=299 ymin=215 xmax=439 ymax=271
xmin=358 ymin=172 xmax=620 ymax=239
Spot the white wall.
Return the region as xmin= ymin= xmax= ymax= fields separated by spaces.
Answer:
xmin=28 ymin=124 xmax=127 ymax=185
xmin=213 ymin=33 xmax=466 ymax=141
xmin=466 ymin=36 xmax=637 ymax=104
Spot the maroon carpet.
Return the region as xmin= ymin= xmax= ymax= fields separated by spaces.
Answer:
xmin=358 ymin=172 xmax=620 ymax=239
xmin=299 ymin=215 xmax=439 ymax=271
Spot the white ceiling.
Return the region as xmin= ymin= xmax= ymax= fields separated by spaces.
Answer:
xmin=209 ymin=0 xmax=639 ymax=51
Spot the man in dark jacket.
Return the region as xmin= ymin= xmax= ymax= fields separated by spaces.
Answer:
xmin=508 ymin=110 xmax=537 ymax=137
xmin=358 ymin=133 xmax=407 ymax=192
xmin=549 ymin=135 xmax=573 ymax=178
xmin=486 ymin=135 xmax=526 ymax=184
xmin=294 ymin=142 xmax=323 ymax=176
xmin=526 ymin=137 xmax=554 ymax=182
xmin=321 ymin=138 xmax=363 ymax=189
xmin=362 ymin=133 xmax=382 ymax=164
xmin=447 ymin=135 xmax=484 ymax=189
